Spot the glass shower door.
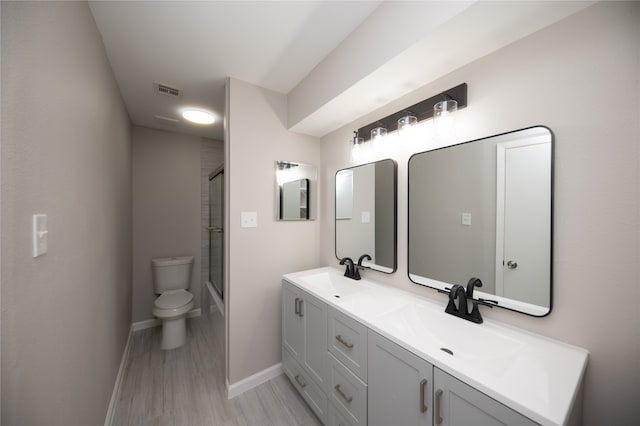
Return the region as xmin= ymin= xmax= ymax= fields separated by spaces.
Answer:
xmin=209 ymin=168 xmax=224 ymax=300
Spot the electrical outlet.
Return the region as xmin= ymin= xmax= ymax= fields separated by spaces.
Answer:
xmin=241 ymin=211 xmax=257 ymax=228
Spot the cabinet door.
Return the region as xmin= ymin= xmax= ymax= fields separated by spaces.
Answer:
xmin=282 ymin=281 xmax=303 ymax=359
xmin=368 ymin=330 xmax=433 ymax=426
xmin=433 ymin=368 xmax=537 ymax=426
xmin=301 ymin=291 xmax=328 ymax=390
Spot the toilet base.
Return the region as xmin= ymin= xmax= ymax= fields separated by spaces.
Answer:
xmin=161 ymin=316 xmax=187 ymax=350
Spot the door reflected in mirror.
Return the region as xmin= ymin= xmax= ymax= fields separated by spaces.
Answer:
xmin=336 ymin=159 xmax=397 ymax=274
xmin=408 ymin=126 xmax=553 ymax=316
xmin=276 ymin=161 xmax=316 ymax=221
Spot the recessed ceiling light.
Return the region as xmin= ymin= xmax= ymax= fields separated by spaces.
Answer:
xmin=182 ymin=109 xmax=215 ymax=125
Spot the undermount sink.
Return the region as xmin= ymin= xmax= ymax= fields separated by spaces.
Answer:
xmin=299 ymin=271 xmax=368 ymax=299
xmin=378 ymin=302 xmax=525 ymax=375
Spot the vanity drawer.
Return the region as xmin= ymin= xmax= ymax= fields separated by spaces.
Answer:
xmin=328 ymin=306 xmax=368 ymax=382
xmin=328 ymin=352 xmax=367 ymax=426
xmin=327 ymin=401 xmax=354 ymax=426
xmin=283 ymin=346 xmax=328 ymax=424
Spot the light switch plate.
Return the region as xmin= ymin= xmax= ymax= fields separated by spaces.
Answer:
xmin=241 ymin=211 xmax=257 ymax=228
xmin=32 ymin=214 xmax=48 ymax=257
xmin=462 ymin=212 xmax=472 ymax=226
xmin=361 ymin=211 xmax=371 ymax=223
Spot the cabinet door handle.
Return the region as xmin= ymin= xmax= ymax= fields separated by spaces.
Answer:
xmin=334 ymin=384 xmax=353 ymax=403
xmin=335 ymin=335 xmax=354 ymax=349
xmin=298 ymin=299 xmax=304 ymax=317
xmin=294 ymin=374 xmax=306 ymax=389
xmin=294 ymin=298 xmax=300 ymax=315
xmin=419 ymin=379 xmax=428 ymax=413
xmin=435 ymin=389 xmax=443 ymax=425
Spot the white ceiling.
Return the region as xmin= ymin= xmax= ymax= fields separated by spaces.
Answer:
xmin=89 ymin=1 xmax=593 ymax=141
xmin=89 ymin=0 xmax=382 ymax=140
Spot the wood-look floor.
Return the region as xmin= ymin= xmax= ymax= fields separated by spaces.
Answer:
xmin=113 ymin=309 xmax=321 ymax=426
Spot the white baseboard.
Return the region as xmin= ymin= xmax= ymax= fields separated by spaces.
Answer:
xmin=104 ymin=325 xmax=133 ymax=426
xmin=227 ymin=363 xmax=283 ymax=399
xmin=131 ymin=308 xmax=202 ymax=332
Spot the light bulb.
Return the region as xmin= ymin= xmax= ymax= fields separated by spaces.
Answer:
xmin=434 ymin=99 xmax=457 ymax=137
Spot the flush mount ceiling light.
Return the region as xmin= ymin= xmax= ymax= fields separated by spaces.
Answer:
xmin=182 ymin=109 xmax=215 ymax=125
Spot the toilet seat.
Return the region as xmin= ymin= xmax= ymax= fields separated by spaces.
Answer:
xmin=153 ymin=290 xmax=194 ymax=320
xmin=155 ymin=289 xmax=193 ymax=309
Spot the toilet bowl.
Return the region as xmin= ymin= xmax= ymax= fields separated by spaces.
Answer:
xmin=151 ymin=256 xmax=194 ymax=350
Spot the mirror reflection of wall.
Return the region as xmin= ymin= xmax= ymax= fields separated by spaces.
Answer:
xmin=336 ymin=159 xmax=397 ymax=273
xmin=275 ymin=161 xmax=316 ymax=221
xmin=408 ymin=126 xmax=552 ymax=316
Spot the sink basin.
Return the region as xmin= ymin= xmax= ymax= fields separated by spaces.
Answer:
xmin=378 ymin=303 xmax=525 ymax=375
xmin=299 ymin=271 xmax=368 ymax=299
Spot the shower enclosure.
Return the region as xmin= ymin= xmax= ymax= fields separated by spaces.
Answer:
xmin=208 ymin=167 xmax=224 ymax=300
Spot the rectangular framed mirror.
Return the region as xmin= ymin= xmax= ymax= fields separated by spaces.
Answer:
xmin=276 ymin=161 xmax=316 ymax=221
xmin=408 ymin=126 xmax=553 ymax=316
xmin=336 ymin=159 xmax=397 ymax=273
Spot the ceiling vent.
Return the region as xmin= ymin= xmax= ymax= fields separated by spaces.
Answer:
xmin=154 ymin=115 xmax=179 ymax=126
xmin=153 ymin=81 xmax=180 ymax=98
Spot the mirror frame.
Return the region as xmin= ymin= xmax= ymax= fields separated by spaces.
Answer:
xmin=335 ymin=159 xmax=398 ymax=274
xmin=407 ymin=125 xmax=554 ymax=317
xmin=275 ymin=161 xmax=316 ymax=221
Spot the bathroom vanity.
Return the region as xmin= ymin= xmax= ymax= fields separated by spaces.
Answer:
xmin=281 ymin=267 xmax=588 ymax=426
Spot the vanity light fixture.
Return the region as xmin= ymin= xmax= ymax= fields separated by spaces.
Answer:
xmin=370 ymin=125 xmax=387 ymax=140
xmin=182 ymin=109 xmax=215 ymax=125
xmin=356 ymin=83 xmax=467 ymax=142
xmin=434 ymin=97 xmax=458 ymax=137
xmin=397 ymin=112 xmax=418 ymax=130
xmin=350 ymin=131 xmax=365 ymax=162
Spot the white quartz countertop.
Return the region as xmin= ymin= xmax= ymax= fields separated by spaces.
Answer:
xmin=282 ymin=266 xmax=589 ymax=426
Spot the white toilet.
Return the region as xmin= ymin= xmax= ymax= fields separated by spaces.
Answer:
xmin=151 ymin=255 xmax=195 ymax=350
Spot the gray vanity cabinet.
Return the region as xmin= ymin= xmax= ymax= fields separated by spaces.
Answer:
xmin=282 ymin=281 xmax=328 ymax=394
xmin=368 ymin=330 xmax=434 ymax=426
xmin=433 ymin=368 xmax=537 ymax=426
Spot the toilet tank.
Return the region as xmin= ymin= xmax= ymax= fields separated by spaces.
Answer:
xmin=151 ymin=256 xmax=194 ymax=294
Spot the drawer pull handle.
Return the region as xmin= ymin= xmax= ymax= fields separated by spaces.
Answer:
xmin=435 ymin=389 xmax=443 ymax=425
xmin=335 ymin=335 xmax=354 ymax=349
xmin=334 ymin=384 xmax=353 ymax=403
xmin=419 ymin=378 xmax=428 ymax=413
xmin=294 ymin=374 xmax=306 ymax=389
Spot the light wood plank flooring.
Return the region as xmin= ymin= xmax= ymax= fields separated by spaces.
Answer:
xmin=113 ymin=309 xmax=321 ymax=426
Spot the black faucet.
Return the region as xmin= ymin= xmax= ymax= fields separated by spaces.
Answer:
xmin=339 ymin=257 xmax=357 ymax=280
xmin=443 ymin=277 xmax=493 ymax=324
xmin=445 ymin=284 xmax=468 ymax=317
xmin=353 ymin=254 xmax=372 ymax=280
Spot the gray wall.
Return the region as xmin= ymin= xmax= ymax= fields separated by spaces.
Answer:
xmin=320 ymin=2 xmax=639 ymax=424
xmin=226 ymin=78 xmax=321 ymax=384
xmin=132 ymin=126 xmax=203 ymax=323
xmin=1 ymin=2 xmax=132 ymax=424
